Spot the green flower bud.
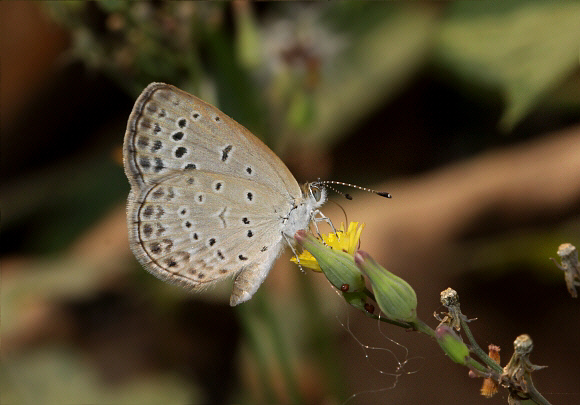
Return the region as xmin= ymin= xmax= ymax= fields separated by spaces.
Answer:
xmin=294 ymin=230 xmax=365 ymax=292
xmin=354 ymin=251 xmax=417 ymax=322
xmin=435 ymin=325 xmax=470 ymax=365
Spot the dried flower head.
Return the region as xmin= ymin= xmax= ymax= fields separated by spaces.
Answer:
xmin=551 ymin=243 xmax=580 ymax=298
xmin=501 ymin=334 xmax=546 ymax=394
xmin=481 ymin=344 xmax=501 ymax=398
xmin=434 ymin=287 xmax=466 ymax=332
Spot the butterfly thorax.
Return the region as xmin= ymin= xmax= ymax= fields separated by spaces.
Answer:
xmin=281 ymin=183 xmax=327 ymax=238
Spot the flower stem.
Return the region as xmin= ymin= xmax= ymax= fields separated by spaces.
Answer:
xmin=525 ymin=375 xmax=552 ymax=405
xmin=363 ymin=311 xmax=414 ymax=329
xmin=409 ymin=318 xmax=435 ymax=338
xmin=460 ymin=316 xmax=503 ymax=374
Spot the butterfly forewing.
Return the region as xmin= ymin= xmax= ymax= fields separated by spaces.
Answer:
xmin=124 ymin=83 xmax=301 ymax=196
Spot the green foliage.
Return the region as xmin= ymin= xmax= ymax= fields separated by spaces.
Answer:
xmin=435 ymin=1 xmax=580 ymax=131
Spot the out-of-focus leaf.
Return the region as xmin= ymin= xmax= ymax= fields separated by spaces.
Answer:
xmin=0 ymin=347 xmax=197 ymax=404
xmin=435 ymin=1 xmax=580 ymax=131
xmin=1 ymin=151 xmax=128 ymax=254
xmin=545 ymin=70 xmax=580 ymax=110
xmin=309 ymin=5 xmax=438 ymax=145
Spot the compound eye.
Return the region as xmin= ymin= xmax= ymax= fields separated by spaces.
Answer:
xmin=310 ymin=185 xmax=322 ymax=202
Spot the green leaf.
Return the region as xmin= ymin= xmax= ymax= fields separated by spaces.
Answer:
xmin=436 ymin=1 xmax=580 ymax=131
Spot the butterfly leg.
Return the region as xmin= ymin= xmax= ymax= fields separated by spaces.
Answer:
xmin=311 ymin=209 xmax=336 ymax=237
xmin=283 ymin=232 xmax=306 ymax=273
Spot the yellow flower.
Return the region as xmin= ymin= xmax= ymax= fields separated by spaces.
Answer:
xmin=291 ymin=222 xmax=365 ymax=271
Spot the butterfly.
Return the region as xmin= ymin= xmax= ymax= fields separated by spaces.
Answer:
xmin=123 ymin=83 xmax=327 ymax=305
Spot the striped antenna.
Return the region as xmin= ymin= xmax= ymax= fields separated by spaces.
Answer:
xmin=317 ymin=180 xmax=392 ymax=199
xmin=323 ymin=184 xmax=353 ymax=200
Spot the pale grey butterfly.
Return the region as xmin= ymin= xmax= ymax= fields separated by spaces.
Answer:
xmin=123 ymin=82 xmax=334 ymax=306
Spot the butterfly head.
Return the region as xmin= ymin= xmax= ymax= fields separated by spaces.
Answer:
xmin=303 ymin=182 xmax=328 ymax=209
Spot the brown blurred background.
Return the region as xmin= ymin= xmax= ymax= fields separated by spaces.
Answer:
xmin=2 ymin=2 xmax=580 ymax=404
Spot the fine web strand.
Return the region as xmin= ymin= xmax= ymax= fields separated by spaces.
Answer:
xmin=331 ymin=290 xmax=424 ymax=405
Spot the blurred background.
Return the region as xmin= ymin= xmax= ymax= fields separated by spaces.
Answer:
xmin=2 ymin=2 xmax=580 ymax=404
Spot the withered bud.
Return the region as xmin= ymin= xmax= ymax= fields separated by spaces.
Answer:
xmin=434 ymin=287 xmax=463 ymax=332
xmin=440 ymin=287 xmax=459 ymax=306
xmin=501 ymin=334 xmax=546 ymax=394
xmin=550 ymin=243 xmax=580 ymax=298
